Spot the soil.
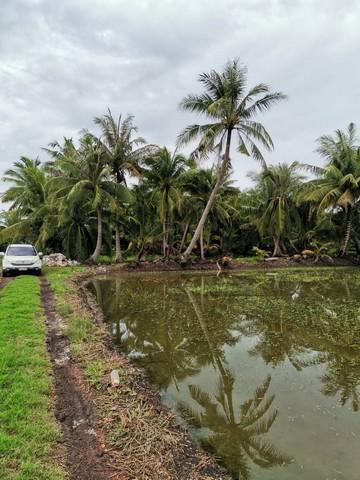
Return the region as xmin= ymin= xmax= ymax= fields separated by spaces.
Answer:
xmin=41 ymin=279 xmax=123 ymax=480
xmin=0 ymin=277 xmax=11 ymax=290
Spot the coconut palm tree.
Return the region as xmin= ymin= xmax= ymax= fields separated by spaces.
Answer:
xmin=143 ymin=148 xmax=188 ymax=256
xmin=88 ymin=110 xmax=157 ymax=262
xmin=177 ymin=59 xmax=286 ymax=261
xmin=124 ymin=185 xmax=160 ymax=261
xmin=182 ymin=168 xmax=234 ymax=259
xmin=2 ymin=157 xmax=46 ymax=211
xmin=302 ymin=123 xmax=360 ymax=256
xmin=49 ymin=135 xmax=130 ymax=263
xmin=0 ymin=157 xmax=52 ymax=247
xmin=245 ymin=162 xmax=303 ymax=256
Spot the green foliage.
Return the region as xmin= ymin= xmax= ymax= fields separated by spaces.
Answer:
xmin=252 ymin=246 xmax=269 ymax=260
xmin=244 ymin=162 xmax=303 ymax=256
xmin=45 ymin=268 xmax=94 ymax=344
xmin=84 ymin=360 xmax=107 ymax=389
xmin=301 ymin=123 xmax=360 ymax=255
xmin=0 ymin=64 xmax=358 ymax=261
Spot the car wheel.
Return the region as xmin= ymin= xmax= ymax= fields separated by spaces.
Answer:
xmin=2 ymin=271 xmax=8 ymax=277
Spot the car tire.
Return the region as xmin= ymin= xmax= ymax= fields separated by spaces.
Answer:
xmin=2 ymin=271 xmax=8 ymax=277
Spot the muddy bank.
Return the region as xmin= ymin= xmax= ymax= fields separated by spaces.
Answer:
xmin=41 ymin=279 xmax=116 ymax=480
xmin=86 ymin=255 xmax=359 ymax=275
xmin=47 ymin=271 xmax=228 ymax=480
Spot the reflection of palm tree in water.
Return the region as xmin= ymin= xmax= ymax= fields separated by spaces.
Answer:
xmin=302 ymin=352 xmax=360 ymax=412
xmin=322 ymin=357 xmax=360 ymax=412
xmin=184 ymin=287 xmax=291 ymax=479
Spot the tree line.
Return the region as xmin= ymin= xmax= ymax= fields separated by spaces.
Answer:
xmin=1 ymin=59 xmax=359 ymax=263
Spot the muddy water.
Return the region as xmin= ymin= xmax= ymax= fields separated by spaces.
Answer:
xmin=89 ymin=269 xmax=360 ymax=480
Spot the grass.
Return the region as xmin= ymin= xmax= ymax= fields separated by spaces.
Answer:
xmin=44 ymin=267 xmax=94 ymax=346
xmin=0 ymin=276 xmax=65 ymax=480
xmin=234 ymin=255 xmax=264 ymax=264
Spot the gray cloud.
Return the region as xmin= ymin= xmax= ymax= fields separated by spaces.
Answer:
xmin=1 ymin=0 xmax=359 ymax=200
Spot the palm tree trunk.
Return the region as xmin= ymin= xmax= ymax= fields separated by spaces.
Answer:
xmin=200 ymin=226 xmax=205 ymax=260
xmin=90 ymin=208 xmax=102 ymax=263
xmin=179 ymin=221 xmax=189 ymax=253
xmin=114 ymin=225 xmax=123 ymax=263
xmin=162 ymin=209 xmax=168 ymax=257
xmin=182 ymin=128 xmax=232 ymax=262
xmin=354 ymin=234 xmax=360 ymax=255
xmin=272 ymin=236 xmax=282 ymax=257
xmin=339 ymin=206 xmax=352 ymax=256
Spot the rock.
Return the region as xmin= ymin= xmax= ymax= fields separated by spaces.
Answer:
xmin=42 ymin=253 xmax=80 ymax=267
xmin=265 ymin=257 xmax=280 ymax=261
xmin=110 ymin=369 xmax=120 ymax=388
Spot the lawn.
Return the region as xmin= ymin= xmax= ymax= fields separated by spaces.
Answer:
xmin=0 ymin=276 xmax=64 ymax=480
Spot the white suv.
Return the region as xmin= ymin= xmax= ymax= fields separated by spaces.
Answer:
xmin=1 ymin=244 xmax=42 ymax=277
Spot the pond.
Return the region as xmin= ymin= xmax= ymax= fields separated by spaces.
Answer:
xmin=89 ymin=268 xmax=360 ymax=480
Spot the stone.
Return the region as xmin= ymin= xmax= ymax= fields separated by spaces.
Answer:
xmin=110 ymin=369 xmax=120 ymax=388
xmin=42 ymin=253 xmax=80 ymax=267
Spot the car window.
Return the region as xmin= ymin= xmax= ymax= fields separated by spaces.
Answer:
xmin=6 ymin=246 xmax=37 ymax=256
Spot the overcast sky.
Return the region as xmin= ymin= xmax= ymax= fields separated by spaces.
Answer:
xmin=0 ymin=0 xmax=359 ymax=201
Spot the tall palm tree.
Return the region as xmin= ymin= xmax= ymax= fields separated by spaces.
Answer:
xmin=177 ymin=59 xmax=286 ymax=261
xmin=88 ymin=109 xmax=157 ymax=262
xmin=49 ymin=135 xmax=129 ymax=263
xmin=143 ymin=148 xmax=187 ymax=256
xmin=245 ymin=162 xmax=303 ymax=256
xmin=302 ymin=123 xmax=360 ymax=256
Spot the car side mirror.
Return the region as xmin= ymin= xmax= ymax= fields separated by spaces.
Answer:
xmin=0 ymin=252 xmax=4 ymax=257
xmin=38 ymin=252 xmax=43 ymax=258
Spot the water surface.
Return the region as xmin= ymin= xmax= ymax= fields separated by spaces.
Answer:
xmin=89 ymin=269 xmax=360 ymax=480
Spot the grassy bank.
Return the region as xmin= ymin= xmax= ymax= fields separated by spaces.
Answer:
xmin=0 ymin=276 xmax=64 ymax=480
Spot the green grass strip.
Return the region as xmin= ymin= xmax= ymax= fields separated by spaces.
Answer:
xmin=0 ymin=276 xmax=64 ymax=480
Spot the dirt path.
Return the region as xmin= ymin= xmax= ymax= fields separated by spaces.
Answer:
xmin=41 ymin=279 xmax=121 ymax=480
xmin=0 ymin=277 xmax=11 ymax=290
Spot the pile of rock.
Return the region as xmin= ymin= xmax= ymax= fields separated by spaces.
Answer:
xmin=42 ymin=253 xmax=80 ymax=267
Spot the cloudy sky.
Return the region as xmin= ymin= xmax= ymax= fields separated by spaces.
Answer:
xmin=0 ymin=0 xmax=359 ymax=199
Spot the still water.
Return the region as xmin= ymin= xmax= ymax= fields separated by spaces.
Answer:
xmin=89 ymin=269 xmax=360 ymax=480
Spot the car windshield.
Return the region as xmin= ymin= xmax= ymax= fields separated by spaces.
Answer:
xmin=7 ymin=246 xmax=37 ymax=256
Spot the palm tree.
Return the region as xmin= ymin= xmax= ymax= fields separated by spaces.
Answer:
xmin=302 ymin=123 xmax=360 ymax=256
xmin=177 ymin=59 xmax=286 ymax=261
xmin=143 ymin=148 xmax=187 ymax=256
xmin=2 ymin=157 xmax=46 ymax=211
xmin=48 ymin=135 xmax=129 ymax=263
xmin=182 ymin=168 xmax=234 ymax=259
xmin=245 ymin=162 xmax=303 ymax=256
xmin=57 ymin=202 xmax=96 ymax=261
xmin=0 ymin=157 xmax=51 ymax=247
xmin=88 ymin=109 xmax=157 ymax=262
xmin=124 ymin=185 xmax=160 ymax=261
